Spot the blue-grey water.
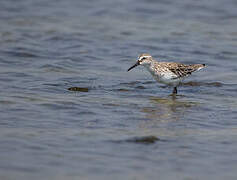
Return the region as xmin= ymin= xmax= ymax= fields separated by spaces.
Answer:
xmin=0 ymin=0 xmax=237 ymax=179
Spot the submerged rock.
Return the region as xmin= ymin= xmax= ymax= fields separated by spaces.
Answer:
xmin=125 ymin=135 xmax=160 ymax=144
xmin=116 ymin=88 xmax=130 ymax=92
xmin=68 ymin=87 xmax=89 ymax=92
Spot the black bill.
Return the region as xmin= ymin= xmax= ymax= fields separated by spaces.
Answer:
xmin=127 ymin=61 xmax=140 ymax=71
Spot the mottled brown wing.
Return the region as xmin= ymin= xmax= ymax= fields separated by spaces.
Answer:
xmin=165 ymin=63 xmax=204 ymax=79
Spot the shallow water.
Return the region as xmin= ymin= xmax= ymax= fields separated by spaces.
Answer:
xmin=0 ymin=0 xmax=237 ymax=179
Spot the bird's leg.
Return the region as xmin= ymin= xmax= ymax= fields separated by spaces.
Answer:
xmin=172 ymin=87 xmax=177 ymax=94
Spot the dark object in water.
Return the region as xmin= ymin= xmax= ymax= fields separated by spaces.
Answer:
xmin=68 ymin=87 xmax=89 ymax=92
xmin=116 ymin=88 xmax=130 ymax=92
xmin=126 ymin=135 xmax=160 ymax=144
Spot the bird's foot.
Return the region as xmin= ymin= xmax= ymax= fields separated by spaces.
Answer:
xmin=172 ymin=87 xmax=177 ymax=94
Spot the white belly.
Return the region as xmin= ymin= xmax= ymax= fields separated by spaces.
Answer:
xmin=148 ymin=68 xmax=183 ymax=86
xmin=158 ymin=74 xmax=182 ymax=86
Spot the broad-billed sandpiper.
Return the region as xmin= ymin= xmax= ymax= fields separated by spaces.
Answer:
xmin=127 ymin=53 xmax=205 ymax=94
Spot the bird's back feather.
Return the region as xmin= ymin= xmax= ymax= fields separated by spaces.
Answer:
xmin=159 ymin=62 xmax=205 ymax=79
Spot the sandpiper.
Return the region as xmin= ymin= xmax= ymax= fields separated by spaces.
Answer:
xmin=127 ymin=53 xmax=206 ymax=94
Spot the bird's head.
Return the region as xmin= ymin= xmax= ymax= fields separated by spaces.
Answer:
xmin=127 ymin=53 xmax=153 ymax=71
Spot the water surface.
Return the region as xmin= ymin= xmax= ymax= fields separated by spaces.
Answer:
xmin=0 ymin=0 xmax=237 ymax=179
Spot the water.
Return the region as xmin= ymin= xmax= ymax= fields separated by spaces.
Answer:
xmin=0 ymin=0 xmax=237 ymax=179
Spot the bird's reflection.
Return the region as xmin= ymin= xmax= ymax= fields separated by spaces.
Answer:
xmin=140 ymin=95 xmax=198 ymax=125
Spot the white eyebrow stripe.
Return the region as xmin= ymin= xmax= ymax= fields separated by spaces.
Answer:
xmin=139 ymin=56 xmax=151 ymax=60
